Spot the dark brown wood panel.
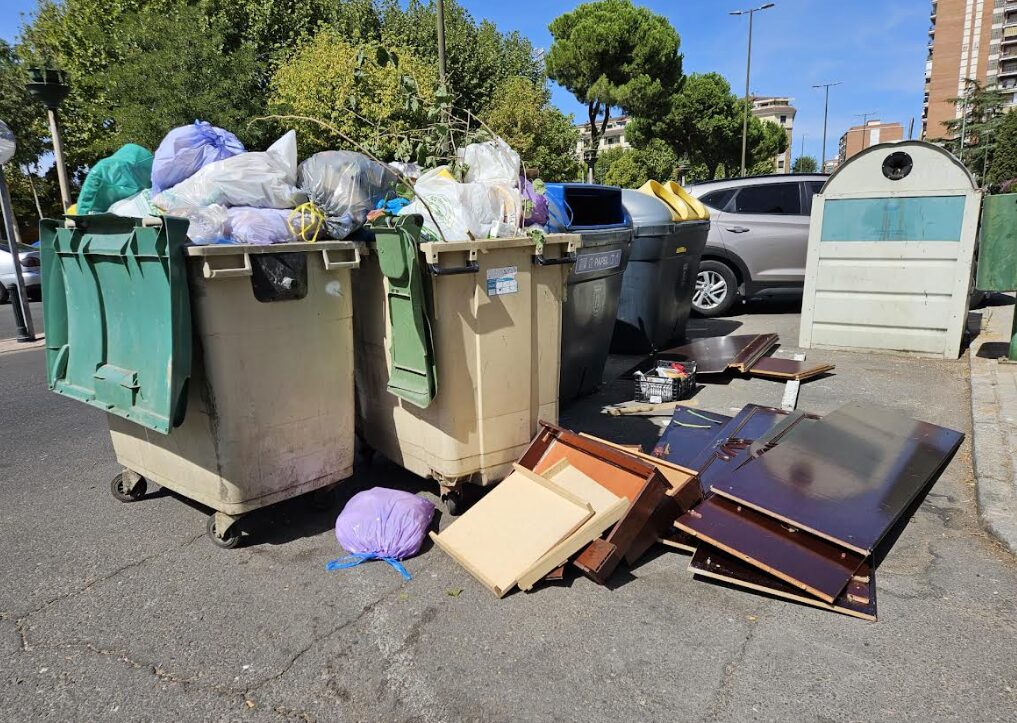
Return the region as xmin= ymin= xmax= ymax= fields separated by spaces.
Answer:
xmin=675 ymin=496 xmax=865 ymax=603
xmin=689 ymin=544 xmax=877 ymax=621
xmin=748 ymin=357 xmax=835 ymax=381
xmin=656 ymin=334 xmax=779 ymax=375
xmin=712 ymin=402 xmax=965 ymax=554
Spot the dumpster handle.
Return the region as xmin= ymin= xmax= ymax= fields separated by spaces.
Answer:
xmin=321 ymin=246 xmax=361 ymax=271
xmin=532 ymin=250 xmax=577 ymax=266
xmin=202 ymin=253 xmax=253 ymax=279
xmin=427 ymin=260 xmax=480 ymax=276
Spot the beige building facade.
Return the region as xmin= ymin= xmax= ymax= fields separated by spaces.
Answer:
xmin=923 ymin=0 xmax=1017 ymax=140
xmin=751 ymin=96 xmax=796 ymax=173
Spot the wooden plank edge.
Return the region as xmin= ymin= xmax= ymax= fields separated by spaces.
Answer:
xmin=674 ymin=521 xmax=843 ymax=604
xmin=688 ymin=562 xmax=876 ymax=622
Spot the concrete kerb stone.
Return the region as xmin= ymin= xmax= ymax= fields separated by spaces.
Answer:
xmin=969 ymin=301 xmax=1017 ymax=556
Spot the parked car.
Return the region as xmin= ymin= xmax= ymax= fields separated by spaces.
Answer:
xmin=0 ymin=242 xmax=42 ymax=303
xmin=686 ymin=174 xmax=827 ymax=317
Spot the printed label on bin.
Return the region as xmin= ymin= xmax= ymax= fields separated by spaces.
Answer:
xmin=486 ymin=266 xmax=518 ymax=296
xmin=574 ymin=249 xmax=623 ymax=274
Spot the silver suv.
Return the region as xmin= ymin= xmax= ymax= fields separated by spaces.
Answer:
xmin=687 ymin=174 xmax=826 ymax=316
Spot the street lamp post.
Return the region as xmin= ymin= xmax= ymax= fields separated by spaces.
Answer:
xmin=731 ymin=3 xmax=775 ymax=177
xmin=812 ymin=81 xmax=842 ymax=172
xmin=25 ymin=68 xmax=71 ymax=210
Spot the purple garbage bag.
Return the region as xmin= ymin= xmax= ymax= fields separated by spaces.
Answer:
xmin=327 ymin=488 xmax=435 ymax=580
xmin=151 ymin=120 xmax=245 ymax=194
xmin=520 ymin=176 xmax=548 ymax=226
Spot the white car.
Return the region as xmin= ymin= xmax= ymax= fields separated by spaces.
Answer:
xmin=0 ymin=243 xmax=41 ymax=303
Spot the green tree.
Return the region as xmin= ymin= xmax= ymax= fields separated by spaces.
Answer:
xmin=936 ymin=78 xmax=1008 ymax=185
xmin=792 ymin=155 xmax=818 ymax=173
xmin=18 ymin=0 xmax=278 ymax=170
xmin=627 ymin=72 xmax=786 ymax=180
xmin=546 ymin=0 xmax=682 ymax=175
xmin=987 ymin=109 xmax=1017 ymax=190
xmin=269 ymin=30 xmax=437 ymax=158
xmin=593 ymin=139 xmax=680 ymax=188
xmin=101 ymin=6 xmax=263 ymax=154
xmin=380 ymin=0 xmax=541 ymax=114
xmin=483 ymin=76 xmax=581 ymax=182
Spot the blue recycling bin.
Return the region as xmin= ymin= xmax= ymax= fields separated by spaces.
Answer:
xmin=545 ymin=183 xmax=632 ymax=402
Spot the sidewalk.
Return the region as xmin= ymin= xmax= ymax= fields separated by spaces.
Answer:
xmin=970 ymin=295 xmax=1017 ymax=556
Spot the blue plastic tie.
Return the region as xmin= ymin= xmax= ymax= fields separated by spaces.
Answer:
xmin=326 ymin=552 xmax=412 ymax=581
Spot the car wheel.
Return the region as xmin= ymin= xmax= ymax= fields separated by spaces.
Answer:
xmin=693 ymin=260 xmax=739 ymax=317
xmin=0 ymin=285 xmax=8 ymax=304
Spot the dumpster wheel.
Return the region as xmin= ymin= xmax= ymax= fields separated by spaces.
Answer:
xmin=441 ymin=490 xmax=464 ymax=516
xmin=207 ymin=514 xmax=242 ymax=549
xmin=110 ymin=470 xmax=147 ymax=503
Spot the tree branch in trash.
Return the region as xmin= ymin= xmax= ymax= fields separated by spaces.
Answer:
xmin=250 ymin=114 xmax=448 ymax=243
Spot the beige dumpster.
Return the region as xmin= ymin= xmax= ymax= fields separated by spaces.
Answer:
xmin=352 ymin=215 xmax=578 ymax=513
xmin=106 ymin=240 xmax=360 ymax=547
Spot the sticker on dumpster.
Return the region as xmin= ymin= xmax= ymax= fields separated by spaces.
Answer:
xmin=486 ymin=266 xmax=518 ymax=296
xmin=574 ymin=249 xmax=623 ymax=274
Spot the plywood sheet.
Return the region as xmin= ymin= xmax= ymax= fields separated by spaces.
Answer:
xmin=690 ymin=544 xmax=877 ymax=622
xmin=430 ymin=464 xmax=593 ymax=598
xmin=711 ymin=401 xmax=964 ymax=554
xmin=518 ymin=461 xmax=628 ymax=591
xmin=675 ymin=495 xmax=865 ymax=603
xmin=748 ymin=357 xmax=835 ymax=381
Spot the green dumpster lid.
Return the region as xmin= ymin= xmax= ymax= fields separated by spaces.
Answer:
xmin=40 ymin=214 xmax=192 ymax=434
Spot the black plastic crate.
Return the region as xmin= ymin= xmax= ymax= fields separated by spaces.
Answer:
xmin=634 ymin=361 xmax=697 ymax=403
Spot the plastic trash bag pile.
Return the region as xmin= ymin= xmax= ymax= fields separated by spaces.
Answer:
xmin=399 ymin=136 xmax=550 ymax=242
xmin=73 ymin=120 xmax=399 ymax=245
xmin=72 ymin=118 xmax=548 ymax=245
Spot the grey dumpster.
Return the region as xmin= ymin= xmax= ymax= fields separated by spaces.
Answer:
xmin=545 ymin=183 xmax=633 ymax=402
xmin=613 ymin=190 xmax=710 ymax=353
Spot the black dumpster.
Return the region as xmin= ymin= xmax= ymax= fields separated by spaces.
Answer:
xmin=545 ymin=183 xmax=632 ymax=402
xmin=612 ymin=189 xmax=710 ymax=353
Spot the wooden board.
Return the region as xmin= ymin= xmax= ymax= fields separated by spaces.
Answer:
xmin=657 ymin=333 xmax=779 ymax=374
xmin=711 ymin=401 xmax=964 ymax=555
xmin=748 ymin=357 xmax=835 ymax=381
xmin=429 ymin=464 xmax=593 ymax=598
xmin=534 ymin=441 xmax=647 ymax=502
xmin=690 ymin=544 xmax=877 ymax=622
xmin=518 ymin=461 xmax=629 ymax=591
xmin=675 ymin=495 xmax=865 ymax=604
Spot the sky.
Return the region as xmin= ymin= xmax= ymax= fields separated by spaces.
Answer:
xmin=1 ymin=0 xmax=931 ymax=165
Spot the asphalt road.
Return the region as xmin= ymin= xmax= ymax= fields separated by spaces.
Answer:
xmin=2 ymin=296 xmax=1016 ymax=722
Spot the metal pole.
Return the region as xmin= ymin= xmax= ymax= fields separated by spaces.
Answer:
xmin=813 ymin=81 xmax=841 ymax=172
xmin=740 ymin=10 xmax=753 ymax=177
xmin=48 ymin=108 xmax=71 ymax=210
xmin=436 ymin=0 xmax=447 ymax=86
xmin=0 ymin=167 xmax=36 ymax=341
xmin=959 ymin=87 xmax=968 ymax=163
xmin=821 ymin=86 xmax=829 ymax=170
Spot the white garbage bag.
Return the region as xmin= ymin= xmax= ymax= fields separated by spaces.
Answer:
xmin=458 ymin=137 xmax=520 ymax=185
xmin=162 ymin=204 xmax=230 ymax=244
xmin=107 ymin=189 xmax=159 ymax=218
xmin=152 ymin=131 xmax=307 ymax=211
xmin=399 ymin=167 xmax=502 ymax=241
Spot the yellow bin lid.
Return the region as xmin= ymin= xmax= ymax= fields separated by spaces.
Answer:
xmin=638 ymin=180 xmax=689 ymax=221
xmin=665 ymin=180 xmax=710 ymax=220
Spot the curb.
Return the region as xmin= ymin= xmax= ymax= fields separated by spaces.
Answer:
xmin=969 ymin=308 xmax=1017 ymax=557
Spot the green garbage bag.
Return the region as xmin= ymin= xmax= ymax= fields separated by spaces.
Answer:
xmin=76 ymin=144 xmax=154 ymax=215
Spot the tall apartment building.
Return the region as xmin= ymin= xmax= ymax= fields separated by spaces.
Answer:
xmin=923 ymin=0 xmax=1017 ymax=140
xmin=751 ymin=96 xmax=796 ymax=173
xmin=838 ymin=120 xmax=905 ymax=163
